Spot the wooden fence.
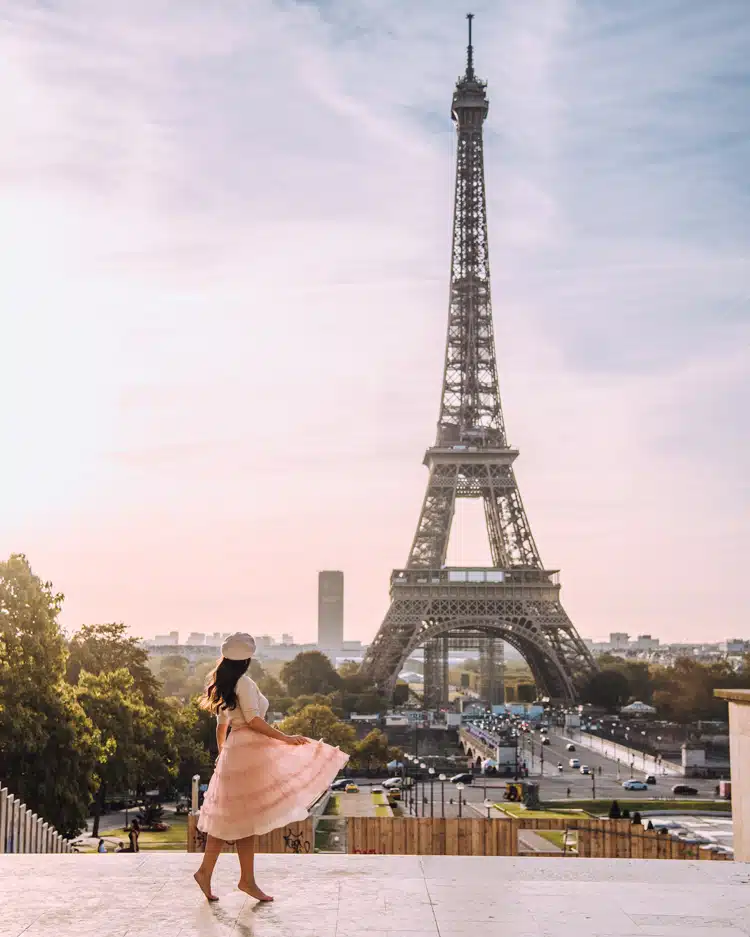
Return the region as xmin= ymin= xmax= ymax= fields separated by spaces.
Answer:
xmin=186 ymin=814 xmax=731 ymax=861
xmin=345 ymin=817 xmax=732 ymax=860
xmin=346 ymin=817 xmax=517 ymax=855
xmin=186 ymin=814 xmax=314 ymax=854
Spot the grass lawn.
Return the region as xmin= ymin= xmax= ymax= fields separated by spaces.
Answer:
xmin=372 ymin=792 xmax=393 ymax=817
xmin=536 ymin=830 xmax=578 ymax=852
xmin=98 ymin=813 xmax=188 ymax=851
xmin=544 ymin=799 xmax=731 ymax=815
xmin=495 ymin=802 xmax=588 ymax=820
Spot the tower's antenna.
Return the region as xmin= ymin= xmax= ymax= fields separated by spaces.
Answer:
xmin=465 ymin=13 xmax=475 ymax=80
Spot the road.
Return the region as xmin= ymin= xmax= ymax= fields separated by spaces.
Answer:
xmin=517 ymin=730 xmax=721 ymax=802
xmin=343 ymin=727 xmax=722 ymax=816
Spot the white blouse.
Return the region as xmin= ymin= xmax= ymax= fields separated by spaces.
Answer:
xmin=216 ymin=675 xmax=269 ymax=727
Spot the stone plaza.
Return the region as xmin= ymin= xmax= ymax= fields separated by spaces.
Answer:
xmin=2 ymin=852 xmax=749 ymax=937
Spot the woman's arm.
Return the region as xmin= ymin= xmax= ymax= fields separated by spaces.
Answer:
xmin=248 ymin=716 xmax=309 ymax=745
xmin=216 ymin=722 xmax=228 ymax=754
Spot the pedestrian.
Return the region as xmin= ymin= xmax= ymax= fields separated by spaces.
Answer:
xmin=193 ymin=633 xmax=348 ymax=903
xmin=566 ymin=787 xmax=571 ymax=797
xmin=97 ymin=839 xmax=107 ymax=854
xmin=128 ymin=819 xmax=140 ymax=853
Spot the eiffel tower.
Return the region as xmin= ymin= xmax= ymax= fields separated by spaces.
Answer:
xmin=361 ymin=15 xmax=597 ymax=707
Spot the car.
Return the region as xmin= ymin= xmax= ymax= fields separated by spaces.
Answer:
xmin=645 ymin=775 xmax=656 ymax=785
xmin=387 ymin=789 xmax=402 ymax=801
xmin=580 ymin=765 xmax=591 ymax=775
xmin=622 ymin=779 xmax=648 ymax=791
xmin=345 ymin=783 xmax=359 ymax=793
xmin=566 ymin=743 xmax=576 ymax=752
xmin=330 ymin=778 xmax=349 ymax=791
xmin=671 ymin=784 xmax=699 ymax=796
xmin=541 ymin=737 xmax=551 ymax=746
xmin=450 ymin=773 xmax=474 ymax=785
xmin=371 ymin=786 xmax=384 ymax=794
xmin=382 ymin=777 xmax=403 ymax=789
xmin=569 ymin=758 xmax=581 ymax=769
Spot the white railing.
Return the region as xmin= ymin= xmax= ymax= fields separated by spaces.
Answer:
xmin=0 ymin=786 xmax=75 ymax=854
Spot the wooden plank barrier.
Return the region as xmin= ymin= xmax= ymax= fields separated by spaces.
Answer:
xmin=345 ymin=817 xmax=732 ymax=860
xmin=346 ymin=817 xmax=517 ymax=856
xmin=186 ymin=813 xmax=731 ymax=861
xmin=187 ymin=814 xmax=314 ymax=854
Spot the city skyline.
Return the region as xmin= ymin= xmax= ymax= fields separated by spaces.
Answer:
xmin=1 ymin=2 xmax=748 ymax=646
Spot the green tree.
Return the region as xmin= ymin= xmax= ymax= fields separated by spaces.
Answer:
xmin=288 ymin=692 xmax=343 ymax=716
xmin=158 ymin=655 xmax=198 ymax=698
xmin=351 ymin=729 xmax=399 ymax=772
xmin=256 ymin=672 xmax=287 ymax=709
xmin=75 ymin=668 xmax=178 ymax=835
xmin=651 ymin=658 xmax=750 ymax=723
xmin=596 ymin=655 xmax=655 ymax=703
xmin=337 ymin=669 xmax=388 ymax=716
xmin=281 ymin=651 xmax=342 ymax=698
xmin=337 ymin=661 xmax=361 ymax=679
xmin=168 ymin=697 xmax=213 ymax=793
xmin=67 ymin=623 xmax=161 ymax=705
xmin=0 ymin=555 xmax=103 ymax=836
xmin=581 ymin=669 xmax=631 ymax=711
xmin=279 ymin=703 xmax=356 ymax=752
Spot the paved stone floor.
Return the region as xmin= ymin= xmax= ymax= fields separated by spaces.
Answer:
xmin=1 ymin=853 xmax=749 ymax=937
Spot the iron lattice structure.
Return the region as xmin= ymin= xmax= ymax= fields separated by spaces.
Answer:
xmin=361 ymin=17 xmax=597 ymax=704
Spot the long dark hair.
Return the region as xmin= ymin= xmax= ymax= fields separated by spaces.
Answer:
xmin=200 ymin=657 xmax=251 ymax=714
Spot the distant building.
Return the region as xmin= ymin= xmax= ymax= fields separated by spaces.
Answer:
xmin=633 ymin=634 xmax=660 ymax=651
xmin=153 ymin=631 xmax=179 ymax=646
xmin=723 ymin=639 xmax=750 ymax=655
xmin=318 ymin=571 xmax=344 ymax=650
xmin=186 ymin=632 xmax=206 ymax=646
xmin=281 ymin=633 xmax=294 ymax=645
xmin=609 ymin=632 xmax=630 ymax=650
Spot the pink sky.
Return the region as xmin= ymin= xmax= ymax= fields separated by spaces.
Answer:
xmin=1 ymin=2 xmax=748 ymax=646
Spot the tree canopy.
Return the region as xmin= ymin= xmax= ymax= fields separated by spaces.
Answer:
xmin=581 ymin=669 xmax=631 ymax=710
xmin=67 ymin=622 xmax=161 ymax=705
xmin=0 ymin=555 xmax=103 ymax=836
xmin=281 ymin=651 xmax=342 ymax=697
xmin=279 ymin=703 xmax=356 ymax=752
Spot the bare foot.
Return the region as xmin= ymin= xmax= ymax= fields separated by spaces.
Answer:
xmin=193 ymin=870 xmax=219 ymax=902
xmin=238 ymin=880 xmax=274 ymax=902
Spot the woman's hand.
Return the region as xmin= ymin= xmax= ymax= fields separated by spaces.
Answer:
xmin=285 ymin=735 xmax=310 ymax=745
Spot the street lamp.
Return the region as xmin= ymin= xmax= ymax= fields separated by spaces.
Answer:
xmin=439 ymin=774 xmax=447 ymax=818
xmin=428 ymin=767 xmax=435 ymax=818
xmin=456 ymin=782 xmax=465 ymax=818
xmin=483 ymin=798 xmax=493 ymax=820
xmin=420 ymin=763 xmax=427 ymax=818
xmin=405 ymin=756 xmax=414 ymax=815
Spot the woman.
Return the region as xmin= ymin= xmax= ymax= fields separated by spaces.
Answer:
xmin=127 ymin=819 xmax=140 ymax=853
xmin=194 ymin=632 xmax=348 ymax=902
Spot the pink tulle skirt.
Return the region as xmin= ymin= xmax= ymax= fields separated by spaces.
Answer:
xmin=197 ymin=725 xmax=349 ymax=840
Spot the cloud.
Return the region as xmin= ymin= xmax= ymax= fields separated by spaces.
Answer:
xmin=0 ymin=0 xmax=747 ymax=644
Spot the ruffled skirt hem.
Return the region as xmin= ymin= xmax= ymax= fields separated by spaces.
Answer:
xmin=197 ymin=725 xmax=348 ymax=841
